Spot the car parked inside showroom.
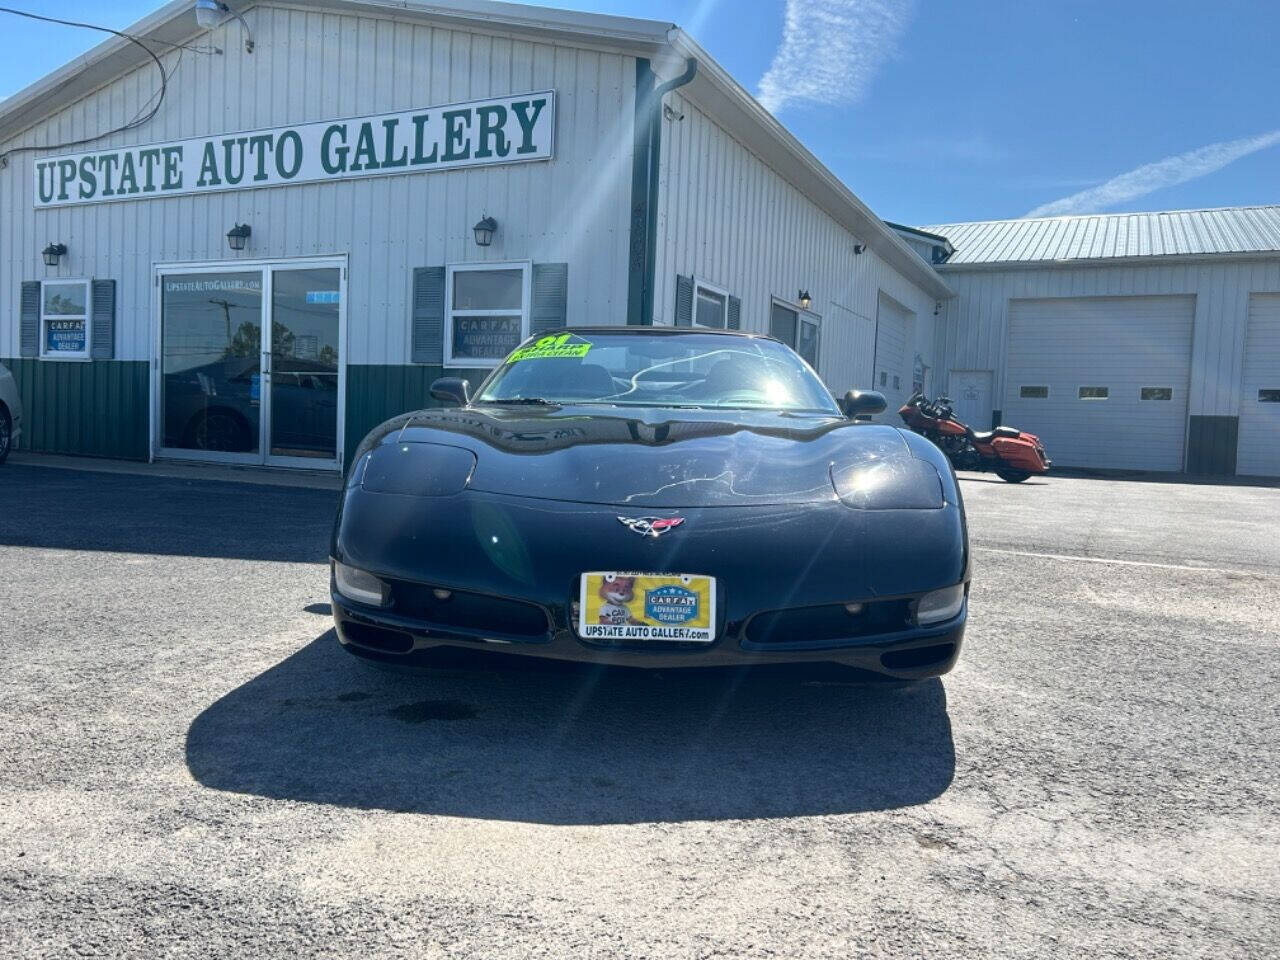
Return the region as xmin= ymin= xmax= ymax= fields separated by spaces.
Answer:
xmin=330 ymin=328 xmax=970 ymax=680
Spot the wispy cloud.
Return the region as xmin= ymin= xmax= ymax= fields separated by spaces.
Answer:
xmin=757 ymin=0 xmax=914 ymax=115
xmin=1026 ymin=130 xmax=1280 ymax=217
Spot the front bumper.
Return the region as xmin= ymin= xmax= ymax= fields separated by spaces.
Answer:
xmin=331 ymin=488 xmax=968 ymax=679
xmin=332 ymin=589 xmax=965 ymax=678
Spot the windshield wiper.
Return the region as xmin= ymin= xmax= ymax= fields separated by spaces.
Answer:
xmin=478 ymin=396 xmax=554 ymax=405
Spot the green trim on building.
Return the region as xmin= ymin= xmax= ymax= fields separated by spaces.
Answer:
xmin=344 ymin=363 xmax=492 ymax=465
xmin=1 ymin=359 xmax=497 ymax=467
xmin=2 ymin=358 xmax=149 ymax=460
xmin=627 ymin=59 xmax=658 ymax=327
xmin=626 ymin=56 xmax=697 ymax=327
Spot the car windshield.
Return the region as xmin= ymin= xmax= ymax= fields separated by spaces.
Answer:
xmin=474 ymin=331 xmax=840 ymax=414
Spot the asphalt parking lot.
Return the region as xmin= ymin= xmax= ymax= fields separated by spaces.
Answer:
xmin=1 ymin=463 xmax=1277 ymax=958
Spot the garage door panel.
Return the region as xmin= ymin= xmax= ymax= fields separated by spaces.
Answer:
xmin=1004 ymin=296 xmax=1194 ymax=471
xmin=873 ymin=294 xmax=914 ymax=424
xmin=1238 ymin=294 xmax=1280 ymax=477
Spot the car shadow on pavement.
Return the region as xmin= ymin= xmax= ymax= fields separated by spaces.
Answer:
xmin=186 ymin=631 xmax=955 ymax=824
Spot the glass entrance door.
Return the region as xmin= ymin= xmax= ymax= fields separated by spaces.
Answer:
xmin=265 ymin=267 xmax=341 ymax=465
xmin=157 ymin=259 xmax=345 ymax=469
xmin=160 ymin=271 xmax=264 ymax=460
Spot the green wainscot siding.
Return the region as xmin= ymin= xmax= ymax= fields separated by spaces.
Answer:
xmin=344 ymin=364 xmax=492 ymax=466
xmin=2 ymin=358 xmax=149 ymax=460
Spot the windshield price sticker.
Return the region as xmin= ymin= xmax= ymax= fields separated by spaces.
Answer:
xmin=508 ymin=333 xmax=592 ymax=363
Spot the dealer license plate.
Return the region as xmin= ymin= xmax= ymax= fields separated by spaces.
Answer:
xmin=578 ymin=572 xmax=716 ymax=643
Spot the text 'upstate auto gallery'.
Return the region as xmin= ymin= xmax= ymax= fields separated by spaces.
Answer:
xmin=34 ymin=93 xmax=554 ymax=205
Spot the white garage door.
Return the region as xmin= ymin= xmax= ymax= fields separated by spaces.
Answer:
xmin=820 ymin=301 xmax=877 ymax=396
xmin=1004 ymin=296 xmax=1195 ymax=471
xmin=874 ymin=294 xmax=914 ymax=423
xmin=1238 ymin=294 xmax=1280 ymax=477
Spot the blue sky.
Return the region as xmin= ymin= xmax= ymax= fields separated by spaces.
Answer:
xmin=2 ymin=0 xmax=1277 ymax=225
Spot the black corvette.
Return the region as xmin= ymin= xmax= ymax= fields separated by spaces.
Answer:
xmin=331 ymin=327 xmax=969 ymax=679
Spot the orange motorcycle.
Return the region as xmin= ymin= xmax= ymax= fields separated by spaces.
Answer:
xmin=899 ymin=392 xmax=1050 ymax=483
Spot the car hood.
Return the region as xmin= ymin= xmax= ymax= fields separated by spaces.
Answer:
xmin=389 ymin=404 xmax=920 ymax=508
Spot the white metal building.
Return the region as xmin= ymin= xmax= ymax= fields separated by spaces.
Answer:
xmin=0 ymin=0 xmax=950 ymax=470
xmin=911 ymin=207 xmax=1280 ymax=477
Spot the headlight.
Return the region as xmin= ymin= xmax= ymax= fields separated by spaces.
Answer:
xmin=360 ymin=441 xmax=476 ymax=496
xmin=830 ymin=458 xmax=944 ymax=509
xmin=333 ymin=560 xmax=390 ymax=607
xmin=914 ymin=583 xmax=965 ymax=625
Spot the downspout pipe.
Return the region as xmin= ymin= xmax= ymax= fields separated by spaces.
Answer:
xmin=627 ymin=54 xmax=698 ymax=325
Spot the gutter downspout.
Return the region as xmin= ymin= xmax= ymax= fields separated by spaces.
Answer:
xmin=627 ymin=54 xmax=697 ymax=325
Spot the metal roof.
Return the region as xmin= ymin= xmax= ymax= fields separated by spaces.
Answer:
xmin=920 ymin=206 xmax=1280 ymax=267
xmin=883 ymin=221 xmax=951 ymax=245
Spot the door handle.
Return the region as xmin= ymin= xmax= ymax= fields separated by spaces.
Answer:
xmin=262 ymin=350 xmax=271 ymax=375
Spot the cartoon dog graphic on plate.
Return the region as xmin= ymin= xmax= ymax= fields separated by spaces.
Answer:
xmin=597 ymin=575 xmax=646 ymax=626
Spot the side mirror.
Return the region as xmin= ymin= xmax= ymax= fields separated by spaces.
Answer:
xmin=839 ymin=389 xmax=887 ymax=419
xmin=430 ymin=377 xmax=470 ymax=406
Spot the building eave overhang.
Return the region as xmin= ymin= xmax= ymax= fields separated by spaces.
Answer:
xmin=0 ymin=0 xmax=673 ymax=148
xmin=884 ymin=220 xmax=952 ymax=246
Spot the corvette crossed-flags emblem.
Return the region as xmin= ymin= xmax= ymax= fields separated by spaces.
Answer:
xmin=616 ymin=516 xmax=686 ymax=538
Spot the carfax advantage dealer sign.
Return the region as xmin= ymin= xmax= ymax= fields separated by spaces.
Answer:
xmin=34 ymin=91 xmax=554 ymax=207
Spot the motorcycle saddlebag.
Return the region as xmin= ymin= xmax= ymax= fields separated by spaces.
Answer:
xmin=992 ymin=436 xmax=1049 ymax=472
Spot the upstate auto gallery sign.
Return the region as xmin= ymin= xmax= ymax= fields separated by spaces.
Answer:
xmin=34 ymin=91 xmax=554 ymax=207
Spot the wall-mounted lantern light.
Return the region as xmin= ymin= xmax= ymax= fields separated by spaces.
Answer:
xmin=226 ymin=223 xmax=252 ymax=251
xmin=853 ymin=243 xmax=866 ymax=255
xmin=473 ymin=216 xmax=498 ymax=248
xmin=42 ymin=242 xmax=67 ymax=267
xmin=798 ymin=290 xmax=812 ymax=310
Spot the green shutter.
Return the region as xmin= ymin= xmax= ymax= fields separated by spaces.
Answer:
xmin=727 ymin=295 xmax=741 ymax=330
xmin=530 ymin=263 xmax=569 ymax=335
xmin=19 ymin=281 xmax=40 ymax=358
xmin=91 ymin=279 xmax=116 ymax=360
xmin=411 ymin=266 xmax=446 ymax=364
xmin=675 ymin=274 xmax=693 ymax=326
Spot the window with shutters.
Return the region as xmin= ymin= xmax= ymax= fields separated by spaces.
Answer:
xmin=693 ymin=278 xmax=728 ymax=329
xmin=674 ymin=275 xmax=739 ymax=330
xmin=40 ymin=279 xmax=92 ymax=360
xmin=769 ymin=299 xmax=820 ymax=368
xmin=444 ymin=262 xmax=531 ymax=367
